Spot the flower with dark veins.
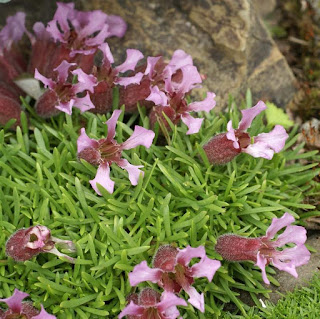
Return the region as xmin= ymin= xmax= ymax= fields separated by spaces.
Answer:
xmin=35 ymin=60 xmax=97 ymax=116
xmin=6 ymin=225 xmax=76 ymax=263
xmin=128 ymin=245 xmax=221 ymax=312
xmin=119 ymin=288 xmax=187 ymax=319
xmin=215 ymin=213 xmax=311 ymax=284
xmin=46 ymin=2 xmax=126 ymax=57
xmin=0 ymin=289 xmax=56 ymax=319
xmin=77 ymin=109 xmax=155 ymax=195
xmin=203 ymin=101 xmax=289 ymax=164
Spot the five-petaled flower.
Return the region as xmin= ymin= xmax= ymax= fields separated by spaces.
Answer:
xmin=46 ymin=2 xmax=126 ymax=57
xmin=215 ymin=212 xmax=311 ymax=284
xmin=0 ymin=289 xmax=56 ymax=318
xmin=35 ymin=60 xmax=97 ymax=116
xmin=203 ymin=101 xmax=289 ymax=164
xmin=118 ymin=288 xmax=187 ymax=319
xmin=77 ymin=109 xmax=155 ymax=195
xmin=128 ymin=245 xmax=221 ymax=312
xmin=6 ymin=225 xmax=76 ymax=263
xmin=146 ymin=50 xmax=216 ymax=135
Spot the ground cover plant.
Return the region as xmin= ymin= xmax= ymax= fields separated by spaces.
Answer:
xmin=0 ymin=2 xmax=320 ymax=318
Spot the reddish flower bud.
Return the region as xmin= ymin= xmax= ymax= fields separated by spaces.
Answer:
xmin=0 ymin=94 xmax=22 ymax=128
xmin=89 ymin=81 xmax=112 ymax=114
xmin=215 ymin=234 xmax=262 ymax=262
xmin=35 ymin=90 xmax=60 ymax=118
xmin=6 ymin=225 xmax=75 ymax=263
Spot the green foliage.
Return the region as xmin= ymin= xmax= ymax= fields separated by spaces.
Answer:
xmin=0 ymin=94 xmax=319 ymax=318
xmin=265 ymin=102 xmax=294 ymax=129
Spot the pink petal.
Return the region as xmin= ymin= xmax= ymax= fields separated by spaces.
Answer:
xmin=242 ymin=142 xmax=275 ymax=160
xmin=52 ymin=2 xmax=75 ymax=33
xmin=74 ymin=93 xmax=96 ymax=113
xmin=146 ymin=85 xmax=168 ymax=106
xmin=32 ymin=305 xmax=56 ymax=319
xmin=115 ymin=72 xmax=144 ymax=87
xmin=128 ymin=260 xmax=162 ymax=286
xmin=54 ymin=60 xmax=76 ymax=83
xmin=173 ymin=65 xmax=202 ymax=94
xmin=78 ymin=11 xmax=108 ymax=38
xmin=117 ymin=159 xmax=144 ymax=186
xmin=72 ymin=69 xmax=97 ymax=93
xmin=77 ymin=128 xmax=99 ymax=154
xmin=183 ymin=285 xmax=205 ymax=313
xmin=34 ymin=69 xmax=55 ymax=89
xmin=115 ymin=49 xmax=144 ymax=74
xmin=105 ymin=15 xmax=127 ymax=38
xmin=190 ymin=256 xmax=221 ymax=282
xmin=253 ymin=125 xmax=289 ymax=153
xmin=32 ymin=22 xmax=51 ymax=42
xmin=176 ymin=245 xmax=206 ymax=267
xmin=186 ymin=92 xmax=216 ymax=113
xmin=0 ymin=289 xmax=28 ymax=313
xmin=121 ymin=126 xmax=155 ymax=150
xmin=46 ymin=20 xmax=64 ymax=43
xmin=0 ymin=12 xmax=27 ymax=53
xmin=166 ymin=49 xmax=193 ymax=74
xmin=90 ymin=163 xmax=115 ymax=195
xmin=180 ymin=113 xmax=203 ymax=135
xmin=106 ymin=110 xmax=122 ymax=142
xmin=98 ymin=43 xmax=114 ymax=64
xmin=46 ymin=246 xmax=75 ymax=263
xmin=264 ymin=212 xmax=295 ymax=240
xmin=56 ymin=99 xmax=75 ymax=115
xmin=272 ymin=245 xmax=311 ymax=277
xmin=118 ymin=301 xmax=144 ymax=319
xmin=238 ymin=100 xmax=267 ymax=131
xmin=25 ymin=225 xmax=50 ymax=249
xmin=85 ymin=24 xmax=110 ymax=48
xmin=273 ymin=225 xmax=307 ymax=247
xmin=255 ymin=251 xmax=269 ymax=284
xmin=157 ymin=291 xmax=187 ymax=316
xmin=145 ymin=56 xmax=162 ymax=79
xmin=226 ymin=120 xmax=239 ymax=149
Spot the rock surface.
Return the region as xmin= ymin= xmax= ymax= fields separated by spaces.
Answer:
xmin=0 ymin=0 xmax=297 ymax=110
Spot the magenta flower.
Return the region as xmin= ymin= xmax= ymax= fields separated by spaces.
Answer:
xmin=46 ymin=2 xmax=127 ymax=57
xmin=119 ymin=288 xmax=187 ymax=319
xmin=0 ymin=289 xmax=56 ymax=318
xmin=128 ymin=245 xmax=221 ymax=312
xmin=6 ymin=225 xmax=76 ymax=263
xmin=215 ymin=213 xmax=311 ymax=284
xmin=35 ymin=60 xmax=97 ymax=116
xmin=146 ymin=50 xmax=216 ymax=135
xmin=77 ymin=110 xmax=155 ymax=195
xmin=203 ymin=101 xmax=289 ymax=164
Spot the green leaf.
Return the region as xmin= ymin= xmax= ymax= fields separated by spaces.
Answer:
xmin=265 ymin=102 xmax=294 ymax=129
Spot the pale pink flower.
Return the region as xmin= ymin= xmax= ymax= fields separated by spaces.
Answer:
xmin=77 ymin=110 xmax=155 ymax=195
xmin=128 ymin=245 xmax=221 ymax=312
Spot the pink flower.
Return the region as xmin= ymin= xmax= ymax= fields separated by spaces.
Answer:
xmin=215 ymin=213 xmax=311 ymax=284
xmin=119 ymin=288 xmax=187 ymax=319
xmin=146 ymin=50 xmax=216 ymax=135
xmin=128 ymin=245 xmax=221 ymax=312
xmin=34 ymin=60 xmax=97 ymax=116
xmin=203 ymin=101 xmax=289 ymax=164
xmin=77 ymin=110 xmax=155 ymax=195
xmin=0 ymin=289 xmax=56 ymax=318
xmin=6 ymin=225 xmax=76 ymax=263
xmin=46 ymin=2 xmax=126 ymax=57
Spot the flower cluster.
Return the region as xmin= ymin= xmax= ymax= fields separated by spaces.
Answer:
xmin=126 ymin=245 xmax=221 ymax=315
xmin=215 ymin=213 xmax=311 ymax=284
xmin=0 ymin=289 xmax=56 ymax=318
